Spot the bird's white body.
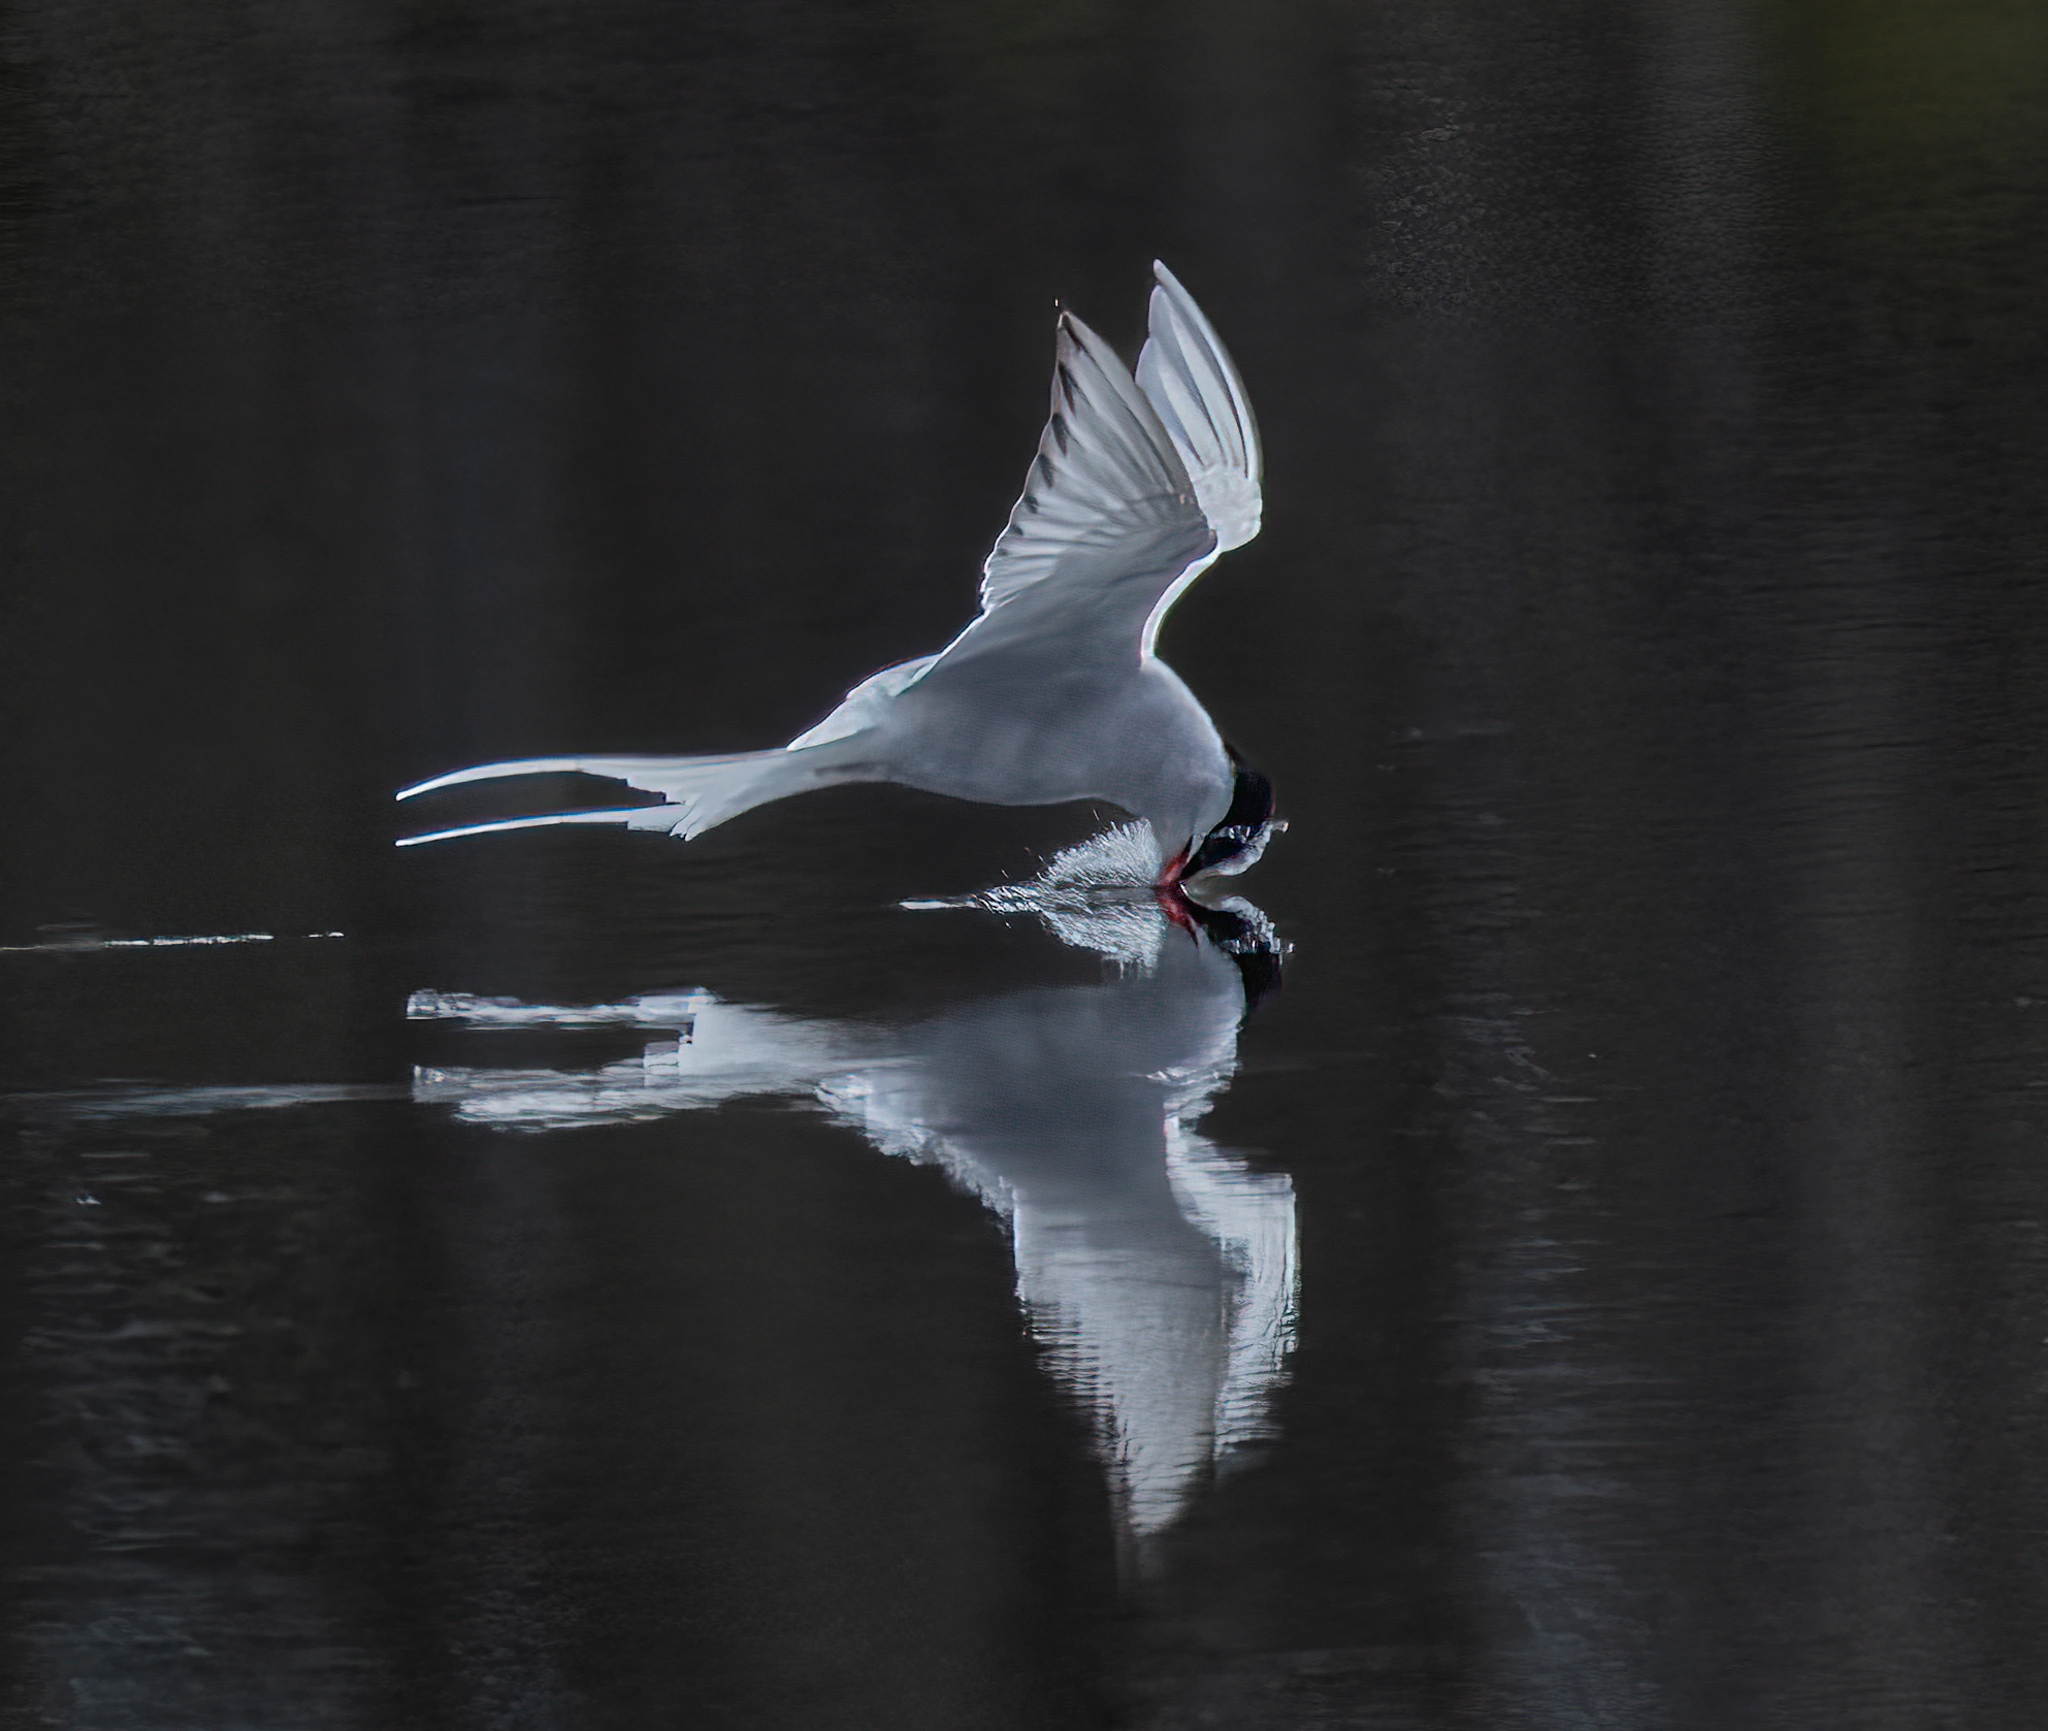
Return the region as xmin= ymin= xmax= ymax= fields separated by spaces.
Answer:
xmin=817 ymin=651 xmax=1231 ymax=858
xmin=399 ymin=262 xmax=1268 ymax=878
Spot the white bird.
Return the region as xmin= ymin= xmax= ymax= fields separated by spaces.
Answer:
xmin=397 ymin=262 xmax=1277 ymax=887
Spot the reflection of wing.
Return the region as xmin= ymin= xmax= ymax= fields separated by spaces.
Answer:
xmin=407 ymin=931 xmax=1296 ymax=1541
xmin=932 ymin=303 xmax=1216 ymax=673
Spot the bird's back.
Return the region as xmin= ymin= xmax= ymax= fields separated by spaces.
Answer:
xmin=878 ymin=651 xmax=1230 ymax=846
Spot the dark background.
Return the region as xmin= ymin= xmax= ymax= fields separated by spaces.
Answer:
xmin=5 ymin=1 xmax=2048 ymax=1725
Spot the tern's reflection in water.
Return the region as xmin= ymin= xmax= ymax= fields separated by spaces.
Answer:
xmin=412 ymin=845 xmax=1294 ymax=1546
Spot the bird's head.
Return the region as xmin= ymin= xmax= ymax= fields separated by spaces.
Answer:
xmin=1178 ymin=752 xmax=1282 ymax=884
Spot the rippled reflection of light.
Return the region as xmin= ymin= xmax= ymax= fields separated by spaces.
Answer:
xmin=408 ymin=901 xmax=1295 ymax=1540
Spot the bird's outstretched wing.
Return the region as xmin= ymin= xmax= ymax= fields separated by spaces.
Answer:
xmin=1133 ymin=262 xmax=1262 ymax=653
xmin=1137 ymin=263 xmax=1261 ymax=553
xmin=933 ymin=268 xmax=1255 ymax=672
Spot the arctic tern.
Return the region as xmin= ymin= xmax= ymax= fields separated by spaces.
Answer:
xmin=397 ymin=262 xmax=1277 ymax=888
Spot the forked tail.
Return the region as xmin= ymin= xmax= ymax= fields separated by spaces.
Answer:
xmin=395 ymin=745 xmax=865 ymax=847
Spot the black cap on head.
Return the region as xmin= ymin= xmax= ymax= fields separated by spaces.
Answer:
xmin=1183 ymin=752 xmax=1275 ymax=878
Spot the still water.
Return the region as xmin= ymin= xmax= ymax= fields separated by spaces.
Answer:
xmin=6 ymin=1 xmax=2048 ymax=1725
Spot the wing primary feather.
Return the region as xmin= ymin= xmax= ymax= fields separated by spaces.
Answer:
xmin=968 ymin=309 xmax=1202 ymax=618
xmin=925 ymin=271 xmax=1255 ymax=670
xmin=1148 ymin=260 xmax=1260 ymax=475
xmin=1136 ymin=262 xmax=1263 ymax=555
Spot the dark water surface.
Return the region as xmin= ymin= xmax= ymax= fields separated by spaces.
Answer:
xmin=7 ymin=2 xmax=2048 ymax=1725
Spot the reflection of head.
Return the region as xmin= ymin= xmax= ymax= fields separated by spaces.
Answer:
xmin=1179 ymin=892 xmax=1286 ymax=1012
xmin=407 ymin=906 xmax=1297 ymax=1544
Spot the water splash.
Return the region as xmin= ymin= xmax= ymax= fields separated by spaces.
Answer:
xmin=903 ymin=821 xmax=1171 ymax=968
